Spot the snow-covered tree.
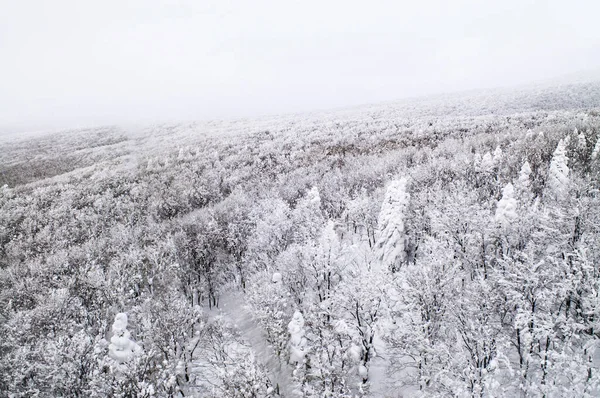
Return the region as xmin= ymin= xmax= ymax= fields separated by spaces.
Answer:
xmin=0 ymin=184 xmax=10 ymax=206
xmin=546 ymin=138 xmax=570 ymax=199
xmin=287 ymin=310 xmax=310 ymax=395
xmin=385 ymin=236 xmax=458 ymax=396
xmin=313 ymin=221 xmax=342 ymax=305
xmin=246 ymin=269 xmax=293 ymax=358
xmin=288 ymin=311 xmax=307 ymax=366
xmin=245 ymin=198 xmax=294 ymax=272
xmin=577 ymin=130 xmax=587 ymax=151
xmin=291 ymin=186 xmax=325 ymax=244
xmin=592 ymin=135 xmax=600 ymax=160
xmin=273 ymin=220 xmax=357 ymax=395
xmin=514 ymin=160 xmax=534 ymax=210
xmin=204 ymin=318 xmax=274 ymax=398
xmin=216 ymin=354 xmax=275 ymax=398
xmin=494 ymin=183 xmax=518 ymax=227
xmin=375 ymin=178 xmax=410 ymax=272
xmin=493 ymin=145 xmax=503 ymax=164
xmin=517 ymin=161 xmax=532 ymax=190
xmin=108 ymin=313 xmax=142 ymax=366
xmin=473 ymin=152 xmax=482 ymax=169
xmin=343 ymin=191 xmax=379 ymax=247
xmin=479 ymin=152 xmax=494 ymax=172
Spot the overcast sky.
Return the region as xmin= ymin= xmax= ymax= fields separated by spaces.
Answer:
xmin=1 ymin=0 xmax=599 ymax=133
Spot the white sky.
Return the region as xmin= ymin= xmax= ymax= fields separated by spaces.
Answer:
xmin=1 ymin=0 xmax=599 ymax=133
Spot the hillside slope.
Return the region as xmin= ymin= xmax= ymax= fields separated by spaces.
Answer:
xmin=1 ymin=83 xmax=600 ymax=397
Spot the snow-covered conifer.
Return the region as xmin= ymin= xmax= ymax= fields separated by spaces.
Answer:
xmin=547 ymin=139 xmax=570 ymax=198
xmin=515 ymin=161 xmax=534 ymax=208
xmin=0 ymin=184 xmax=11 ymax=207
xmin=288 ymin=311 xmax=306 ymax=365
xmin=318 ymin=220 xmax=341 ymax=262
xmin=495 ymin=183 xmax=518 ymax=227
xmin=479 ymin=152 xmax=494 ymax=172
xmin=375 ymin=178 xmax=409 ymax=272
xmin=473 ymin=153 xmax=482 ymax=168
xmin=577 ymin=130 xmax=587 ymax=151
xmin=108 ymin=313 xmax=142 ymax=365
xmin=306 ymin=185 xmax=321 ymax=205
xmin=592 ymin=136 xmax=600 ymax=160
xmin=493 ymin=145 xmax=503 ymax=164
xmin=517 ymin=161 xmax=532 ymax=189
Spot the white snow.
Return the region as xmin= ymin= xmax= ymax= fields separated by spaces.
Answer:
xmin=272 ymin=272 xmax=282 ymax=284
xmin=348 ymin=344 xmax=362 ymax=362
xmin=358 ymin=364 xmax=368 ymax=378
xmin=368 ymin=333 xmax=391 ymax=397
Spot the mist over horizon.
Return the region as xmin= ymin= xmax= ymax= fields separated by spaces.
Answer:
xmin=2 ymin=68 xmax=600 ymax=137
xmin=2 ymin=0 xmax=600 ymax=134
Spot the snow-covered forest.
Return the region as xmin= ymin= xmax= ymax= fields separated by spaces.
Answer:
xmin=2 ymin=81 xmax=600 ymax=397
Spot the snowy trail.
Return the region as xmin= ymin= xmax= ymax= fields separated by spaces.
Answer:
xmin=213 ymin=290 xmax=300 ymax=397
xmin=369 ymin=334 xmax=391 ymax=397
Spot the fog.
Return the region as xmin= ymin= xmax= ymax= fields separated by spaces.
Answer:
xmin=1 ymin=0 xmax=599 ymax=133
